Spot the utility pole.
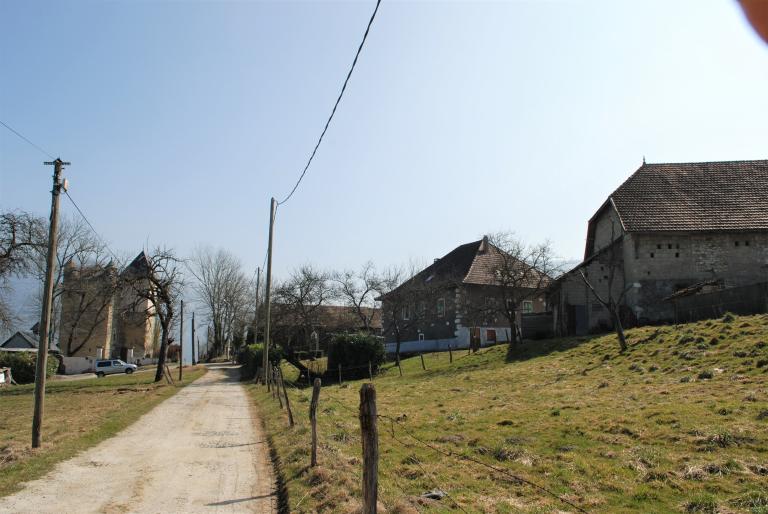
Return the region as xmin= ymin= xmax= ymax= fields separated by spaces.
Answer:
xmin=191 ymin=312 xmax=196 ymax=365
xmin=262 ymin=198 xmax=276 ymax=386
xmin=179 ymin=299 xmax=184 ymax=381
xmin=253 ymin=267 xmax=261 ymax=344
xmin=32 ymin=158 xmax=68 ymax=448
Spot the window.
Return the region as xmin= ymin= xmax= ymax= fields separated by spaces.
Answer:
xmin=486 ymin=329 xmax=497 ymax=343
xmin=401 ymin=304 xmax=411 ymax=320
xmin=436 ymin=298 xmax=445 ymax=318
xmin=657 ymin=244 xmax=662 ymax=249
xmin=418 ymin=301 xmax=426 ymax=315
xmin=650 ymin=252 xmax=655 ymax=258
xmin=667 ymin=244 xmax=672 ymax=249
xmin=675 ymin=252 xmax=680 ymax=258
xmin=418 ymin=333 xmax=425 ymax=341
xmin=735 ymin=241 xmax=740 ymax=247
xmin=745 ymin=240 xmax=750 ymax=246
xmin=522 ymin=301 xmax=534 ymax=313
xmin=96 ymin=361 xmax=109 ymax=368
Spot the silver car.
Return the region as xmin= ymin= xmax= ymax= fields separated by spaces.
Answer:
xmin=94 ymin=359 xmax=137 ymax=377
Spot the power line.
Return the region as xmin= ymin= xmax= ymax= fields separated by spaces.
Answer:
xmin=0 ymin=119 xmax=56 ymax=159
xmin=63 ymin=190 xmax=121 ymax=263
xmin=277 ymin=0 xmax=382 ymax=206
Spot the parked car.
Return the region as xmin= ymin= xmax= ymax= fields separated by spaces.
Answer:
xmin=94 ymin=359 xmax=137 ymax=377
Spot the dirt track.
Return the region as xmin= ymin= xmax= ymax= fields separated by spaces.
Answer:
xmin=0 ymin=364 xmax=276 ymax=514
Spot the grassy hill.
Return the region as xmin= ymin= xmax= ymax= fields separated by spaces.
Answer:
xmin=250 ymin=314 xmax=768 ymax=513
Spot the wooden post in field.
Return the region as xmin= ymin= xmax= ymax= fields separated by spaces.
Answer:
xmin=275 ymin=368 xmax=284 ymax=408
xmin=359 ymin=383 xmax=378 ymax=514
xmin=310 ymin=378 xmax=321 ymax=467
xmin=338 ymin=363 xmax=342 ymax=385
xmin=278 ymin=367 xmax=294 ymax=427
xmin=398 ymin=359 xmax=402 ymax=377
xmin=449 ymin=345 xmax=453 ymax=363
xmin=420 ymin=353 xmax=426 ymax=371
xmin=368 ymin=361 xmax=373 ymax=381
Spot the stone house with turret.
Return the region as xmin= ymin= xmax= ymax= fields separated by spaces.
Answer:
xmin=550 ymin=159 xmax=768 ymax=335
xmin=58 ymin=251 xmax=160 ymax=361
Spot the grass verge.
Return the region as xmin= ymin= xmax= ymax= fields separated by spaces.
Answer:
xmin=250 ymin=314 xmax=768 ymax=513
xmin=0 ymin=365 xmax=207 ymax=497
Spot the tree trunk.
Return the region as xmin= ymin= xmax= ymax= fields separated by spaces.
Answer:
xmin=154 ymin=326 xmax=169 ymax=382
xmin=610 ymin=308 xmax=627 ymax=352
xmin=395 ymin=334 xmax=402 ymax=368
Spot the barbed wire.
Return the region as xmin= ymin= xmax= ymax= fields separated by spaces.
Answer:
xmin=378 ymin=414 xmax=589 ymax=514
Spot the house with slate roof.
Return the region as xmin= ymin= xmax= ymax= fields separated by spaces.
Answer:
xmin=378 ymin=237 xmax=549 ymax=354
xmin=550 ymin=159 xmax=768 ymax=335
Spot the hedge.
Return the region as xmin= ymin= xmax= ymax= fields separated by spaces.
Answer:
xmin=0 ymin=351 xmax=59 ymax=384
xmin=238 ymin=343 xmax=283 ymax=381
xmin=327 ymin=333 xmax=385 ymax=380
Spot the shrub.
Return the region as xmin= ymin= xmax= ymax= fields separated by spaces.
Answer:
xmin=326 ymin=333 xmax=385 ymax=381
xmin=238 ymin=343 xmax=283 ymax=381
xmin=0 ymin=351 xmax=58 ymax=384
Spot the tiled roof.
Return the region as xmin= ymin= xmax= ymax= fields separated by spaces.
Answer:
xmin=609 ymin=160 xmax=768 ymax=232
xmin=380 ymin=238 xmax=548 ymax=298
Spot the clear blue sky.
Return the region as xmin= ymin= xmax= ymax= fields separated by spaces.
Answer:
xmin=2 ymin=0 xmax=767 ymax=279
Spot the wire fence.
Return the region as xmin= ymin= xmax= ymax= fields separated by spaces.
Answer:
xmin=259 ymin=358 xmax=591 ymax=514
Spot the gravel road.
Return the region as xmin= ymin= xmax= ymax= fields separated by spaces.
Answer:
xmin=0 ymin=364 xmax=276 ymax=514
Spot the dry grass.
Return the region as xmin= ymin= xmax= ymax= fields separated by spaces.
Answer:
xmin=0 ymin=365 xmax=207 ymax=497
xmin=251 ymin=314 xmax=768 ymax=513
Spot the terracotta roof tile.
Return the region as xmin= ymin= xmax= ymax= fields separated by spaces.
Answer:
xmin=610 ymin=160 xmax=768 ymax=232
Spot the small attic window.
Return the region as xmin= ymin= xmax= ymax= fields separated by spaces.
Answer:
xmin=745 ymin=240 xmax=750 ymax=246
xmin=735 ymin=241 xmax=740 ymax=247
xmin=656 ymin=244 xmax=662 ymax=249
xmin=675 ymin=252 xmax=680 ymax=258
xmin=650 ymin=252 xmax=655 ymax=258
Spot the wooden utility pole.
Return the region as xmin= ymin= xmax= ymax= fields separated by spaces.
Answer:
xmin=179 ymin=300 xmax=184 ymax=381
xmin=359 ymin=383 xmax=378 ymax=513
xmin=191 ymin=311 xmax=196 ymax=365
xmin=310 ymin=378 xmax=321 ymax=466
xmin=263 ymin=199 xmax=276 ymax=388
xmin=32 ymin=158 xmax=68 ymax=448
xmin=253 ymin=267 xmax=261 ymax=344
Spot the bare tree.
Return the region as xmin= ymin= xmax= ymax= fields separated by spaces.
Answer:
xmin=578 ymin=223 xmax=634 ymax=352
xmin=486 ymin=232 xmax=558 ymax=347
xmin=28 ymin=215 xmax=114 ymax=347
xmin=122 ymin=248 xmax=183 ymax=382
xmin=273 ymin=265 xmax=336 ymax=377
xmin=187 ymin=246 xmax=251 ymax=358
xmin=332 ymin=261 xmax=380 ymax=332
xmin=0 ymin=211 xmax=46 ymax=330
xmin=375 ymin=264 xmax=436 ymax=368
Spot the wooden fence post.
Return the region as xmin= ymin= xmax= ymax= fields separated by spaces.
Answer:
xmin=420 ymin=353 xmax=426 ymax=371
xmin=448 ymin=345 xmax=453 ymax=363
xmin=398 ymin=359 xmax=403 ymax=377
xmin=359 ymin=383 xmax=378 ymax=514
xmin=278 ymin=367 xmax=294 ymax=427
xmin=274 ymin=368 xmax=284 ymax=408
xmin=368 ymin=361 xmax=373 ymax=381
xmin=338 ymin=363 xmax=342 ymax=385
xmin=310 ymin=378 xmax=321 ymax=467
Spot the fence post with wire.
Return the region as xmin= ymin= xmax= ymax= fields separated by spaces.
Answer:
xmin=359 ymin=383 xmax=378 ymax=514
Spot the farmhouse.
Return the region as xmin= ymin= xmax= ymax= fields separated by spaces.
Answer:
xmin=378 ymin=237 xmax=549 ymax=355
xmin=550 ymin=159 xmax=768 ymax=335
xmin=58 ymin=251 xmax=160 ymax=362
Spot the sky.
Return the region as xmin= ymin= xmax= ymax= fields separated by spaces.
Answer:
xmin=2 ymin=0 xmax=768 ymax=353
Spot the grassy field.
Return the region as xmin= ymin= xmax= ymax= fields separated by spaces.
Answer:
xmin=0 ymin=365 xmax=207 ymax=497
xmin=250 ymin=314 xmax=768 ymax=513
